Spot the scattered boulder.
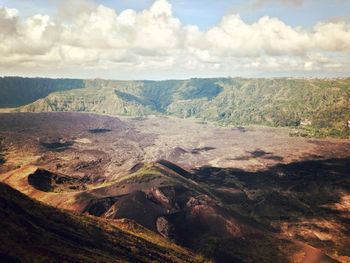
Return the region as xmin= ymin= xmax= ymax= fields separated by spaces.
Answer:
xmin=190 ymin=147 xmax=215 ymax=154
xmin=74 ymin=158 xmax=102 ymax=170
xmin=156 ymin=216 xmax=175 ymax=238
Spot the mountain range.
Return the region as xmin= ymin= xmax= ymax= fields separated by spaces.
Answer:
xmin=1 ymin=76 xmax=350 ymax=138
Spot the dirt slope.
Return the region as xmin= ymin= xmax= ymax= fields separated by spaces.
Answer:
xmin=0 ymin=182 xmax=202 ymax=263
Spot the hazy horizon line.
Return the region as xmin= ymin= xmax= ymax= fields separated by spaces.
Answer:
xmin=1 ymin=75 xmax=350 ymax=82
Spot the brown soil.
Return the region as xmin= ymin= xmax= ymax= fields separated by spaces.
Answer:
xmin=1 ymin=112 xmax=349 ymax=263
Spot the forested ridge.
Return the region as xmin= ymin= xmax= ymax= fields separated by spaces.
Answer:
xmin=2 ymin=77 xmax=350 ymax=137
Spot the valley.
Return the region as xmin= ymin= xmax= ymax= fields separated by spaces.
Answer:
xmin=2 ymin=77 xmax=350 ymax=138
xmin=1 ymin=0 xmax=349 ymax=260
xmin=0 ymin=112 xmax=349 ymax=262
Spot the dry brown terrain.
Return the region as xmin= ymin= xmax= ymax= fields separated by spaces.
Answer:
xmin=0 ymin=112 xmax=349 ymax=262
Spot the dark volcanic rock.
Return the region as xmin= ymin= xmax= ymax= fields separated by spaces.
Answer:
xmin=156 ymin=216 xmax=176 ymax=238
xmin=39 ymin=138 xmax=74 ymax=150
xmin=28 ymin=168 xmax=91 ymax=192
xmin=88 ymin=128 xmax=112 ymax=134
xmin=0 ymin=182 xmax=197 ymax=262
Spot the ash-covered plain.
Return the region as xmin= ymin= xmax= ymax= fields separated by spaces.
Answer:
xmin=1 ymin=112 xmax=349 ymax=263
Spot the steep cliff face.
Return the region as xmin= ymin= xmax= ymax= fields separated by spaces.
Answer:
xmin=19 ymin=86 xmax=158 ymax=116
xmin=0 ymin=77 xmax=84 ymax=107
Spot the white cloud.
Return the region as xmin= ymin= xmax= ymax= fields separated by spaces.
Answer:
xmin=313 ymin=21 xmax=350 ymax=52
xmin=0 ymin=7 xmax=18 ymax=36
xmin=253 ymin=0 xmax=304 ymax=8
xmin=0 ymin=0 xmax=350 ymax=78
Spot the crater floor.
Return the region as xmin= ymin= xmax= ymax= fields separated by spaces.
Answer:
xmin=0 ymin=112 xmax=349 ymax=263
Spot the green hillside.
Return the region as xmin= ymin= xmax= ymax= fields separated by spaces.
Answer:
xmin=0 ymin=77 xmax=84 ymax=107
xmin=2 ymin=77 xmax=350 ymax=138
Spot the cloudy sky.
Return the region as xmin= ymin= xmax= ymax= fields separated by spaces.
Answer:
xmin=0 ymin=0 xmax=349 ymax=79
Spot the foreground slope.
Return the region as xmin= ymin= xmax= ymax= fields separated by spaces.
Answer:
xmin=72 ymin=161 xmax=319 ymax=263
xmin=12 ymin=77 xmax=350 ymax=137
xmin=0 ymin=182 xmax=200 ymax=263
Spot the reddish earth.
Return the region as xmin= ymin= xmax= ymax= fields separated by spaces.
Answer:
xmin=0 ymin=112 xmax=349 ymax=262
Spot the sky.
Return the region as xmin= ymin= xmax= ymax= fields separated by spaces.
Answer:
xmin=0 ymin=0 xmax=349 ymax=79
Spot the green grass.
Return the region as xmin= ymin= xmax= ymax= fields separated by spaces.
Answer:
xmin=6 ymin=77 xmax=350 ymax=138
xmin=96 ymin=164 xmax=166 ymax=189
xmin=290 ymin=126 xmax=350 ymax=138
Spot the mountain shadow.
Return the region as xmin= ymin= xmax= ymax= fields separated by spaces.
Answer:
xmin=0 ymin=136 xmax=5 ymax=164
xmin=192 ymin=157 xmax=350 ymax=259
xmin=0 ymin=77 xmax=84 ymax=108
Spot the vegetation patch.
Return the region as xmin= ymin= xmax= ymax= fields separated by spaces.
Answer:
xmin=119 ymin=166 xmax=164 ymax=185
xmin=0 ymin=77 xmax=84 ymax=108
xmin=114 ymin=90 xmax=148 ymax=106
xmin=178 ymin=79 xmax=223 ymax=100
xmin=157 ymin=159 xmax=193 ymax=179
xmin=290 ymin=126 xmax=350 ymax=139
